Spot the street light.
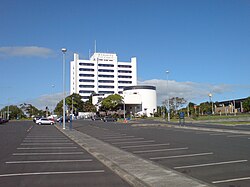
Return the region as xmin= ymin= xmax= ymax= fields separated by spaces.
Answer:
xmin=62 ymin=48 xmax=67 ymax=130
xmin=166 ymin=70 xmax=170 ymax=122
xmin=208 ymin=93 xmax=213 ymax=115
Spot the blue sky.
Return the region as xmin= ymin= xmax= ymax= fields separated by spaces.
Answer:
xmin=0 ymin=0 xmax=250 ymax=110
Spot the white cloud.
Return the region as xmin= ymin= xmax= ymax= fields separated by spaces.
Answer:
xmin=138 ymin=79 xmax=233 ymax=105
xmin=26 ymin=92 xmax=69 ymax=110
xmin=0 ymin=46 xmax=55 ymax=58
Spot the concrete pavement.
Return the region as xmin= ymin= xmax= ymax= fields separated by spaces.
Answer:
xmin=55 ymin=124 xmax=212 ymax=187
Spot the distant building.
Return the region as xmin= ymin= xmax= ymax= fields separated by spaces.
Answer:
xmin=70 ymin=52 xmax=137 ymax=101
xmin=214 ymin=98 xmax=247 ymax=114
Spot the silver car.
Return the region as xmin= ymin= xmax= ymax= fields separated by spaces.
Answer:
xmin=36 ymin=118 xmax=55 ymax=125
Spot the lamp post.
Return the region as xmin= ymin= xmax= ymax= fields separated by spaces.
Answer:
xmin=208 ymin=93 xmax=213 ymax=115
xmin=51 ymin=84 xmax=55 ymax=115
xmin=71 ymin=96 xmax=74 ymax=115
xmin=166 ymin=70 xmax=170 ymax=122
xmin=62 ymin=48 xmax=67 ymax=130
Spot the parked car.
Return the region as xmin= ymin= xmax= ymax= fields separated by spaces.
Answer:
xmin=36 ymin=118 xmax=55 ymax=125
xmin=57 ymin=116 xmax=71 ymax=123
xmin=0 ymin=118 xmax=8 ymax=124
xmin=103 ymin=116 xmax=117 ymax=122
xmin=91 ymin=116 xmax=102 ymax=121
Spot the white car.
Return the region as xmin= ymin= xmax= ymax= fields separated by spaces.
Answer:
xmin=36 ymin=118 xmax=55 ymax=125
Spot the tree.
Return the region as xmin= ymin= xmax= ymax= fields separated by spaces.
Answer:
xmin=199 ymin=102 xmax=212 ymax=115
xmin=168 ymin=97 xmax=187 ymax=115
xmin=54 ymin=93 xmax=96 ymax=115
xmin=19 ymin=103 xmax=41 ymax=117
xmin=0 ymin=105 xmax=25 ymax=120
xmin=100 ymin=94 xmax=123 ymax=113
xmin=243 ymin=97 xmax=250 ymax=112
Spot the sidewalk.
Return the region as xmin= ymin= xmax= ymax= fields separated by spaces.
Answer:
xmin=55 ymin=124 xmax=212 ymax=187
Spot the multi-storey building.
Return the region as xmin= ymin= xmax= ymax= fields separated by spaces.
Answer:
xmin=70 ymin=52 xmax=137 ymax=101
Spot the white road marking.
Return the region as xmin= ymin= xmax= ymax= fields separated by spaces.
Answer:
xmin=101 ymin=136 xmax=135 ymax=140
xmin=150 ymin=152 xmax=214 ymax=160
xmin=6 ymin=159 xmax=93 ymax=164
xmin=13 ymin=152 xmax=84 ymax=156
xmin=112 ymin=140 xmax=155 ymax=145
xmin=0 ymin=170 xmax=105 ymax=178
xmin=133 ymin=147 xmax=188 ymax=154
xmin=105 ymin=137 xmax=144 ymax=142
xmin=174 ymin=159 xmax=248 ymax=169
xmin=227 ymin=134 xmax=250 ymax=138
xmin=25 ymin=138 xmax=68 ymax=140
xmin=121 ymin=143 xmax=170 ymax=149
xmin=23 ymin=140 xmax=71 ymax=143
xmin=209 ymin=133 xmax=228 ymax=136
xmin=21 ymin=143 xmax=74 ymax=145
xmin=212 ymin=176 xmax=250 ymax=184
xmin=17 ymin=147 xmax=78 ymax=150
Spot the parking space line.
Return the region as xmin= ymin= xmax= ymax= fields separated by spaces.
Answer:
xmin=121 ymin=143 xmax=170 ymax=149
xmin=13 ymin=152 xmax=85 ymax=156
xmin=21 ymin=143 xmax=74 ymax=145
xmin=133 ymin=147 xmax=189 ymax=154
xmin=227 ymin=134 xmax=250 ymax=138
xmin=17 ymin=147 xmax=78 ymax=150
xmin=25 ymin=138 xmax=68 ymax=140
xmin=101 ymin=136 xmax=135 ymax=140
xmin=150 ymin=152 xmax=214 ymax=160
xmin=105 ymin=137 xmax=144 ymax=142
xmin=209 ymin=133 xmax=228 ymax=136
xmin=0 ymin=170 xmax=105 ymax=178
xmin=112 ymin=140 xmax=155 ymax=145
xmin=6 ymin=159 xmax=93 ymax=164
xmin=23 ymin=140 xmax=71 ymax=143
xmin=174 ymin=159 xmax=248 ymax=169
xmin=212 ymin=176 xmax=250 ymax=184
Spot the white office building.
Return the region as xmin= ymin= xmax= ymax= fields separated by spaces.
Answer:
xmin=70 ymin=52 xmax=137 ymax=100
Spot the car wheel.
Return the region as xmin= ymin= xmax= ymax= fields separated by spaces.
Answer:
xmin=50 ymin=122 xmax=53 ymax=125
xmin=39 ymin=122 xmax=42 ymax=125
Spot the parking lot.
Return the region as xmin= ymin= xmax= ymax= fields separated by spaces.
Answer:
xmin=72 ymin=119 xmax=250 ymax=187
xmin=0 ymin=121 xmax=131 ymax=187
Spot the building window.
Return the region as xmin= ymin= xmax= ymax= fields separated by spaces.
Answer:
xmin=79 ymin=85 xmax=94 ymax=88
xmin=98 ymin=74 xmax=114 ymax=78
xmin=99 ymin=91 xmax=114 ymax=94
xmin=79 ymin=68 xmax=94 ymax=71
xmin=82 ymin=96 xmax=90 ymax=99
xmin=79 ymin=74 xmax=94 ymax=77
xmin=118 ymin=81 xmax=132 ymax=84
xmin=79 ymin=63 xmax=94 ymax=66
xmin=98 ymin=69 xmax=114 ymax=72
xmin=79 ymin=79 xmax=94 ymax=82
xmin=118 ymin=65 xmax=132 ymax=68
xmin=118 ymin=86 xmax=125 ymax=89
xmin=79 ymin=90 xmax=94 ymax=94
xmin=118 ymin=70 xmax=132 ymax=73
xmin=98 ymin=64 xmax=114 ymax=67
xmin=98 ymin=85 xmax=114 ymax=88
xmin=118 ymin=75 xmax=132 ymax=78
xmin=98 ymin=80 xmax=114 ymax=83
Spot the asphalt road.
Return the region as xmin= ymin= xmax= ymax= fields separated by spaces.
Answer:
xmin=0 ymin=121 xmax=131 ymax=187
xmin=72 ymin=119 xmax=250 ymax=187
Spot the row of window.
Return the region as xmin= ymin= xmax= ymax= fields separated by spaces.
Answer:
xmin=79 ymin=91 xmax=123 ymax=95
xmin=79 ymin=85 xmax=127 ymax=89
xmin=79 ymin=74 xmax=132 ymax=78
xmin=79 ymin=63 xmax=132 ymax=68
xmin=79 ymin=68 xmax=131 ymax=73
xmin=79 ymin=79 xmax=132 ymax=83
